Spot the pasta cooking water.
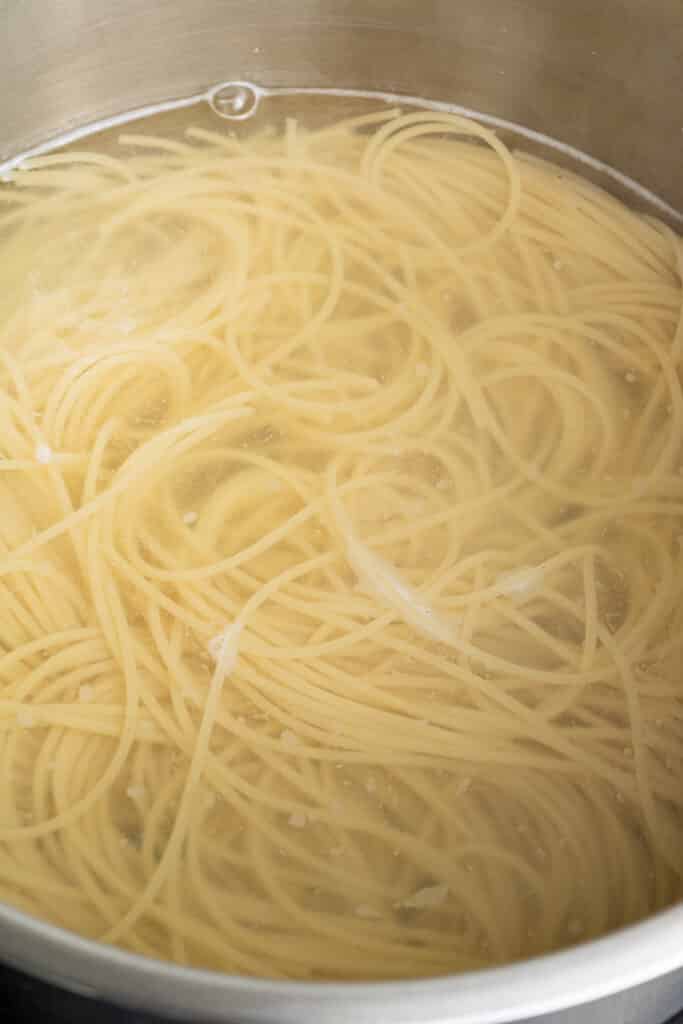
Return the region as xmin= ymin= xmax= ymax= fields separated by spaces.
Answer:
xmin=0 ymin=107 xmax=681 ymax=979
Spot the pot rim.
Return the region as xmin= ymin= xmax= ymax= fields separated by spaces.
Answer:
xmin=1 ymin=897 xmax=682 ymax=1022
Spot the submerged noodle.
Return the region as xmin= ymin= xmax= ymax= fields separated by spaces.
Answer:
xmin=0 ymin=108 xmax=681 ymax=978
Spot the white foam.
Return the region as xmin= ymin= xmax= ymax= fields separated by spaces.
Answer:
xmin=280 ymin=729 xmax=300 ymax=748
xmin=35 ymin=443 xmax=53 ymax=464
xmin=403 ymin=883 xmax=449 ymax=909
xmin=453 ymin=776 xmax=472 ymax=798
xmin=345 ymin=534 xmax=459 ymax=648
xmin=355 ymin=904 xmax=382 ymax=919
xmin=495 ymin=566 xmax=544 ymax=597
xmin=207 ymin=622 xmax=243 ymax=674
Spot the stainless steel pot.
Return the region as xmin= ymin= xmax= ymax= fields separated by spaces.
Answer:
xmin=1 ymin=2 xmax=682 ymax=1022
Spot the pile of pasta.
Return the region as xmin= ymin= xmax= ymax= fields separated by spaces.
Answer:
xmin=0 ymin=108 xmax=681 ymax=979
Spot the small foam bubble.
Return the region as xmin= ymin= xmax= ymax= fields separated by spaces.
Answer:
xmin=280 ymin=729 xmax=300 ymax=748
xmin=403 ymin=883 xmax=449 ymax=909
xmin=78 ymin=685 xmax=94 ymax=703
xmin=288 ymin=811 xmax=307 ymax=829
xmin=495 ymin=566 xmax=544 ymax=597
xmin=16 ymin=709 xmax=34 ymax=728
xmin=207 ymin=622 xmax=243 ymax=674
xmin=453 ymin=777 xmax=472 ymax=798
xmin=35 ymin=443 xmax=53 ymax=464
xmin=355 ymin=904 xmax=382 ymax=919
xmin=183 ymin=511 xmax=198 ymax=526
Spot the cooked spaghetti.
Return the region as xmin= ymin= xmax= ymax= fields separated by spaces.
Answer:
xmin=0 ymin=108 xmax=681 ymax=979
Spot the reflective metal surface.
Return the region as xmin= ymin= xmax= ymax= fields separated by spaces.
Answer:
xmin=3 ymin=0 xmax=682 ymax=210
xmin=2 ymin=897 xmax=683 ymax=1023
xmin=1 ymin=2 xmax=682 ymax=1021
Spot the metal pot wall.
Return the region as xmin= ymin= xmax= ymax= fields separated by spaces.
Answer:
xmin=1 ymin=2 xmax=682 ymax=1022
